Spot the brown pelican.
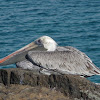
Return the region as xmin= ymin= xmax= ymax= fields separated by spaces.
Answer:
xmin=0 ymin=36 xmax=100 ymax=77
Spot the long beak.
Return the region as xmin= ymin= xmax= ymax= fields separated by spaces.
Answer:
xmin=0 ymin=42 xmax=39 ymax=66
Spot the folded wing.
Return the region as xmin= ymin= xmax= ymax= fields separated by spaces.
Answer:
xmin=27 ymin=50 xmax=100 ymax=77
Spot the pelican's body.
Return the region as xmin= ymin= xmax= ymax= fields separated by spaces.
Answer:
xmin=0 ymin=36 xmax=100 ymax=77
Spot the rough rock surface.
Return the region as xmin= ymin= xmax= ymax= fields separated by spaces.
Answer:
xmin=0 ymin=84 xmax=69 ymax=100
xmin=0 ymin=68 xmax=100 ymax=100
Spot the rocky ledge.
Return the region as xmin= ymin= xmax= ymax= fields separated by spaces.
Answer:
xmin=0 ymin=68 xmax=100 ymax=100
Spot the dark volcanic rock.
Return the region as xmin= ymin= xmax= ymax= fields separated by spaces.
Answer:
xmin=0 ymin=68 xmax=100 ymax=100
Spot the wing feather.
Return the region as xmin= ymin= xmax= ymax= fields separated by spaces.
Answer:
xmin=27 ymin=50 xmax=100 ymax=76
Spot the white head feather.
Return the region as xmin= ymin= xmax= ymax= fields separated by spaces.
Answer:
xmin=35 ymin=36 xmax=57 ymax=51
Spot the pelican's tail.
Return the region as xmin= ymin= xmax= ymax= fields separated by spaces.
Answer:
xmin=87 ymin=61 xmax=100 ymax=76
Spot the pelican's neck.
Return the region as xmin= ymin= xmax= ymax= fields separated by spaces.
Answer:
xmin=44 ymin=43 xmax=57 ymax=51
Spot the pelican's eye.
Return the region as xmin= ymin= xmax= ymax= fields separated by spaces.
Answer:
xmin=35 ymin=39 xmax=41 ymax=45
xmin=36 ymin=39 xmax=42 ymax=45
xmin=38 ymin=39 xmax=41 ymax=43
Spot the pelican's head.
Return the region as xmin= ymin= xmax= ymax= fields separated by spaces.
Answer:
xmin=0 ymin=36 xmax=57 ymax=66
xmin=34 ymin=36 xmax=57 ymax=51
